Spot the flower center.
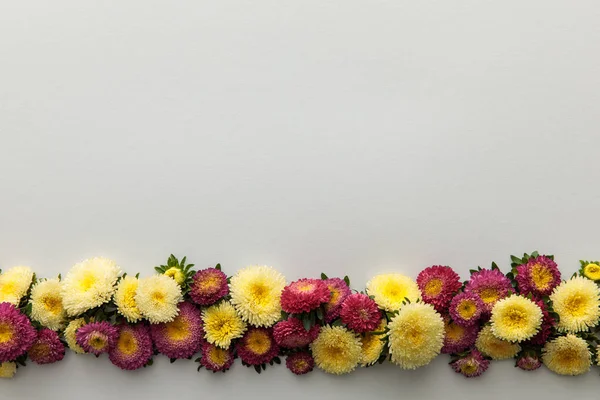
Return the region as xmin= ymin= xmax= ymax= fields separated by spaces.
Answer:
xmin=461 ymin=360 xmax=478 ymax=375
xmin=117 ymin=331 xmax=138 ymax=355
xmin=89 ymin=334 xmax=108 ymax=350
xmin=584 ymin=264 xmax=600 ymax=280
xmin=478 ymin=288 xmax=499 ymax=304
xmin=530 ymin=264 xmax=553 ymax=290
xmin=42 ymin=295 xmax=63 ymax=314
xmin=457 ymin=299 xmax=477 ymax=320
xmin=296 ymin=283 xmax=315 ymax=293
xmin=208 ymin=346 xmax=228 ymax=366
xmin=383 ymin=282 xmax=406 ymax=303
xmin=445 ymin=322 xmax=465 ymax=342
xmin=293 ymin=359 xmax=308 ymax=370
xmin=503 ymin=308 xmax=526 ymax=327
xmin=199 ymin=275 xmax=221 ymax=293
xmin=29 ymin=342 xmax=50 ymax=359
xmin=166 ymin=316 xmax=191 ymax=341
xmin=564 ymin=294 xmax=588 ymax=317
xmin=424 ymin=278 xmax=444 ymax=297
xmin=151 ymin=291 xmax=166 ymax=304
xmin=0 ymin=282 xmax=16 ymax=297
xmin=79 ymin=271 xmax=97 ymax=291
xmin=407 ymin=327 xmax=424 ymax=346
xmin=325 ymin=287 xmax=341 ymax=310
xmin=245 ymin=330 xmax=271 ymax=355
xmin=0 ymin=323 xmax=14 ymax=344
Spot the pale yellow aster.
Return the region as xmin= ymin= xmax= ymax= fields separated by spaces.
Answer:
xmin=164 ymin=267 xmax=186 ymax=285
xmin=490 ymin=295 xmax=542 ymax=342
xmin=0 ymin=362 xmax=17 ymax=379
xmin=550 ymin=276 xmax=600 ymax=333
xmin=360 ymin=319 xmax=387 ymax=367
xmin=135 ymin=274 xmax=183 ymax=324
xmin=543 ymin=334 xmax=591 ymax=376
xmin=0 ymin=266 xmax=34 ymax=305
xmin=583 ymin=263 xmax=600 ymax=281
xmin=64 ymin=318 xmax=86 ymax=354
xmin=311 ymin=325 xmax=362 ymax=375
xmin=202 ymin=301 xmax=247 ymax=348
xmin=229 ymin=265 xmax=286 ymax=327
xmin=30 ymin=279 xmax=66 ymax=331
xmin=366 ymin=273 xmax=421 ymax=312
xmin=475 ymin=325 xmax=520 ymax=360
xmin=114 ymin=276 xmax=142 ymax=322
xmin=387 ymin=302 xmax=444 ymax=369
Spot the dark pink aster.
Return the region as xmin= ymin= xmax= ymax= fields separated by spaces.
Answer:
xmin=236 ymin=327 xmax=279 ymax=366
xmin=286 ymin=351 xmax=314 ymax=375
xmin=464 ymin=269 xmax=513 ymax=313
xmin=151 ymin=302 xmax=203 ymax=359
xmin=200 ymin=342 xmax=234 ymax=372
xmin=515 ymin=256 xmax=561 ymax=297
xmin=109 ymin=323 xmax=153 ymax=370
xmin=273 ymin=318 xmax=320 ymax=348
xmin=28 ymin=329 xmax=65 ymax=365
xmin=280 ymin=278 xmax=331 ymax=314
xmin=517 ymin=354 xmax=542 ymax=371
xmin=417 ymin=265 xmax=462 ymax=312
xmin=451 ymin=350 xmax=489 ymax=378
xmin=0 ymin=302 xmax=37 ymax=362
xmin=449 ymin=292 xmax=484 ymax=327
xmin=339 ymin=293 xmax=380 ymax=333
xmin=190 ymin=268 xmax=229 ymax=306
xmin=524 ymin=300 xmax=554 ymax=346
xmin=76 ymin=321 xmax=118 ymax=356
xmin=441 ymin=318 xmax=478 ymax=354
xmin=323 ymin=278 xmax=351 ymax=323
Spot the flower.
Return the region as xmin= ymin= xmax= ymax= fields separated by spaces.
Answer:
xmin=0 ymin=266 xmax=34 ymax=305
xmin=0 ymin=361 xmax=16 ymax=378
xmin=515 ymin=256 xmax=561 ymax=297
xmin=490 ymin=295 xmax=542 ymax=342
xmin=550 ymin=276 xmax=600 ymax=332
xmin=202 ymin=301 xmax=247 ymax=348
xmin=366 ymin=273 xmax=421 ymax=312
xmin=449 ymin=292 xmax=484 ymax=326
xmin=29 ymin=278 xmax=66 ymax=331
xmin=190 ymin=268 xmax=229 ymax=306
xmin=114 ymin=276 xmax=143 ymax=323
xmin=229 ymin=265 xmax=286 ymax=327
xmin=441 ymin=318 xmax=478 ymax=354
xmin=286 ymin=351 xmax=314 ymax=375
xmin=464 ymin=269 xmax=513 ymax=312
xmin=151 ymin=302 xmax=203 ymax=359
xmin=199 ymin=342 xmax=234 ymax=372
xmin=236 ymin=327 xmax=279 ymax=365
xmin=76 ymin=321 xmax=118 ymax=355
xmin=109 ymin=324 xmax=153 ymax=370
xmin=280 ymin=278 xmax=330 ymax=314
xmin=340 ymin=293 xmax=380 ymax=333
xmin=525 ymin=300 xmax=555 ymax=346
xmin=450 ymin=350 xmax=489 ymax=378
xmin=135 ymin=274 xmax=183 ymax=324
xmin=0 ymin=302 xmax=36 ymax=362
xmin=61 ymin=257 xmax=121 ymax=316
xmin=475 ymin=325 xmax=520 ymax=360
xmin=583 ymin=263 xmax=600 ymax=281
xmin=543 ymin=334 xmax=591 ymax=376
xmin=310 ymin=325 xmax=362 ymax=375
xmin=517 ymin=354 xmax=542 ymax=371
xmin=164 ymin=267 xmax=186 ymax=285
xmin=64 ymin=318 xmax=86 ymax=354
xmin=273 ymin=318 xmax=320 ymax=348
xmin=323 ymin=278 xmax=351 ymax=323
xmin=416 ymin=265 xmax=462 ymax=312
xmin=28 ymin=329 xmax=65 ymax=364
xmin=387 ymin=302 xmax=444 ymax=369
xmin=359 ymin=319 xmax=386 ymax=366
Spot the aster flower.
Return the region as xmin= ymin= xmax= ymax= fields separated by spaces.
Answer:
xmin=229 ymin=265 xmax=286 ymax=327
xmin=190 ymin=268 xmax=229 ymax=306
xmin=359 ymin=319 xmax=386 ymax=366
xmin=517 ymin=354 xmax=542 ymax=371
xmin=236 ymin=327 xmax=279 ymax=366
xmin=273 ymin=318 xmax=320 ymax=348
xmin=0 ymin=266 xmax=34 ymax=305
xmin=490 ymin=295 xmax=542 ymax=342
xmin=310 ymin=325 xmax=362 ymax=375
xmin=28 ymin=329 xmax=65 ymax=365
xmin=550 ymin=276 xmax=600 ymax=333
xmin=199 ymin=342 xmax=234 ymax=372
xmin=64 ymin=318 xmax=86 ymax=354
xmin=202 ymin=301 xmax=247 ymax=348
xmin=582 ymin=262 xmax=600 ymax=281
xmin=135 ymin=274 xmax=183 ymax=324
xmin=61 ymin=257 xmax=121 ymax=316
xmin=280 ymin=278 xmax=330 ymax=314
xmin=387 ymin=302 xmax=444 ymax=369
xmin=76 ymin=321 xmax=118 ymax=356
xmin=543 ymin=334 xmax=591 ymax=376
xmin=366 ymin=273 xmax=421 ymax=312
xmin=29 ymin=278 xmax=67 ymax=331
xmin=323 ymin=278 xmax=351 ymax=323
xmin=417 ymin=265 xmax=462 ymax=312
xmin=151 ymin=302 xmax=203 ymax=359
xmin=0 ymin=361 xmax=16 ymax=379
xmin=450 ymin=350 xmax=489 ymax=378
xmin=109 ymin=324 xmax=153 ymax=370
xmin=475 ymin=325 xmax=520 ymax=360
xmin=0 ymin=302 xmax=36 ymax=362
xmin=286 ymin=351 xmax=314 ymax=375
xmin=339 ymin=293 xmax=380 ymax=333
xmin=525 ymin=300 xmax=554 ymax=346
xmin=464 ymin=268 xmax=513 ymax=313
xmin=114 ymin=276 xmax=143 ymax=323
xmin=449 ymin=292 xmax=484 ymax=327
xmin=441 ymin=318 xmax=478 ymax=354
xmin=515 ymin=256 xmax=561 ymax=297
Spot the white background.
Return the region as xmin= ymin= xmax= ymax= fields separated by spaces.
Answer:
xmin=1 ymin=1 xmax=600 ymax=399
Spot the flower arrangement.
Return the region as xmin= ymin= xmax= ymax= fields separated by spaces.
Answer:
xmin=2 ymin=251 xmax=600 ymax=379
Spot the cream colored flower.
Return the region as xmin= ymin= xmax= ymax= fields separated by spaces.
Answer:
xmin=135 ymin=274 xmax=183 ymax=323
xmin=114 ymin=275 xmax=142 ymax=322
xmin=0 ymin=266 xmax=34 ymax=305
xmin=366 ymin=273 xmax=421 ymax=312
xmin=30 ymin=278 xmax=66 ymax=331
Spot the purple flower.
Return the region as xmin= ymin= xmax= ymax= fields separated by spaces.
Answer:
xmin=29 ymin=329 xmax=65 ymax=364
xmin=0 ymin=302 xmax=36 ymax=362
xmin=76 ymin=321 xmax=118 ymax=355
xmin=151 ymin=302 xmax=203 ymax=359
xmin=109 ymin=323 xmax=153 ymax=370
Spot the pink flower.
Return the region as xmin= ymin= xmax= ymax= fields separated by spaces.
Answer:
xmin=151 ymin=302 xmax=203 ymax=359
xmin=464 ymin=269 xmax=513 ymax=313
xmin=323 ymin=278 xmax=351 ymax=323
xmin=190 ymin=268 xmax=229 ymax=306
xmin=441 ymin=318 xmax=478 ymax=354
xmin=339 ymin=294 xmax=380 ymax=333
xmin=109 ymin=323 xmax=153 ymax=370
xmin=28 ymin=329 xmax=65 ymax=365
xmin=451 ymin=350 xmax=489 ymax=378
xmin=417 ymin=265 xmax=462 ymax=312
xmin=0 ymin=302 xmax=36 ymax=362
xmin=236 ymin=327 xmax=279 ymax=366
xmin=524 ymin=300 xmax=554 ymax=346
xmin=517 ymin=354 xmax=542 ymax=371
xmin=76 ymin=321 xmax=118 ymax=356
xmin=273 ymin=318 xmax=320 ymax=348
xmin=286 ymin=351 xmax=314 ymax=375
xmin=200 ymin=342 xmax=234 ymax=372
xmin=449 ymin=292 xmax=484 ymax=326
xmin=515 ymin=256 xmax=561 ymax=297
xmin=280 ymin=278 xmax=331 ymax=314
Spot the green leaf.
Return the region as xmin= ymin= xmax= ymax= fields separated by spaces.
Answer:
xmin=215 ymin=263 xmax=221 ymax=271
xmin=510 ymin=255 xmax=522 ymax=265
xmin=343 ymin=275 xmax=350 ymax=286
xmin=273 ymin=357 xmax=281 ymax=364
xmin=316 ymin=308 xmax=324 ymax=321
xmin=154 ymin=267 xmax=164 ymax=274
xmin=254 ymin=365 xmax=262 ymax=374
xmin=302 ymin=314 xmax=311 ymax=331
xmin=320 ymin=273 xmax=328 ymax=280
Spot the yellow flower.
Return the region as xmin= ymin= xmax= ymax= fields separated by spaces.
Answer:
xmin=360 ymin=319 xmax=386 ymax=367
xmin=366 ymin=273 xmax=421 ymax=312
xmin=164 ymin=267 xmax=186 ymax=285
xmin=311 ymin=325 xmax=362 ymax=375
xmin=490 ymin=295 xmax=542 ymax=342
xmin=583 ymin=263 xmax=600 ymax=281
xmin=64 ymin=318 xmax=86 ymax=354
xmin=61 ymin=257 xmax=121 ymax=316
xmin=135 ymin=275 xmax=183 ymax=324
xmin=202 ymin=301 xmax=247 ymax=348
xmin=550 ymin=276 xmax=600 ymax=333
xmin=229 ymin=265 xmax=286 ymax=327
xmin=114 ymin=276 xmax=142 ymax=322
xmin=475 ymin=325 xmax=520 ymax=360
xmin=543 ymin=334 xmax=591 ymax=376
xmin=0 ymin=266 xmax=34 ymax=305
xmin=30 ymin=279 xmax=66 ymax=331
xmin=0 ymin=362 xmax=17 ymax=379
xmin=387 ymin=302 xmax=444 ymax=369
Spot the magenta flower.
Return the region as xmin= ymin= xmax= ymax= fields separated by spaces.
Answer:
xmin=273 ymin=318 xmax=320 ymax=348
xmin=515 ymin=256 xmax=561 ymax=297
xmin=109 ymin=323 xmax=153 ymax=370
xmin=417 ymin=265 xmax=462 ymax=312
xmin=236 ymin=327 xmax=279 ymax=366
xmin=517 ymin=354 xmax=542 ymax=371
xmin=524 ymin=300 xmax=555 ymax=346
xmin=464 ymin=269 xmax=513 ymax=312
xmin=280 ymin=278 xmax=331 ymax=314
xmin=449 ymin=292 xmax=485 ymax=326
xmin=151 ymin=302 xmax=203 ymax=359
xmin=190 ymin=268 xmax=229 ymax=306
xmin=339 ymin=293 xmax=380 ymax=333
xmin=0 ymin=302 xmax=37 ymax=362
xmin=76 ymin=321 xmax=118 ymax=356
xmin=200 ymin=342 xmax=234 ymax=372
xmin=28 ymin=329 xmax=65 ymax=365
xmin=322 ymin=278 xmax=351 ymax=323
xmin=451 ymin=350 xmax=490 ymax=378
xmin=441 ymin=319 xmax=478 ymax=354
xmin=286 ymin=351 xmax=314 ymax=375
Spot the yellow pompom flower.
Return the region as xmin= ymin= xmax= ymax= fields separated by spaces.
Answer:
xmin=135 ymin=275 xmax=183 ymax=324
xmin=30 ymin=279 xmax=66 ymax=331
xmin=475 ymin=325 xmax=520 ymax=360
xmin=164 ymin=267 xmax=186 ymax=285
xmin=229 ymin=265 xmax=286 ymax=327
xmin=311 ymin=325 xmax=362 ymax=375
xmin=387 ymin=302 xmax=444 ymax=369
xmin=550 ymin=276 xmax=600 ymax=333
xmin=360 ymin=319 xmax=386 ymax=367
xmin=64 ymin=318 xmax=87 ymax=354
xmin=114 ymin=276 xmax=142 ymax=322
xmin=490 ymin=295 xmax=542 ymax=342
xmin=0 ymin=362 xmax=17 ymax=379
xmin=543 ymin=334 xmax=591 ymax=376
xmin=366 ymin=273 xmax=421 ymax=312
xmin=202 ymin=301 xmax=247 ymax=348
xmin=583 ymin=263 xmax=600 ymax=281
xmin=61 ymin=257 xmax=121 ymax=316
xmin=0 ymin=266 xmax=34 ymax=305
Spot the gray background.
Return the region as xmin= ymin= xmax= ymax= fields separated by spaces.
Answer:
xmin=1 ymin=1 xmax=600 ymax=399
